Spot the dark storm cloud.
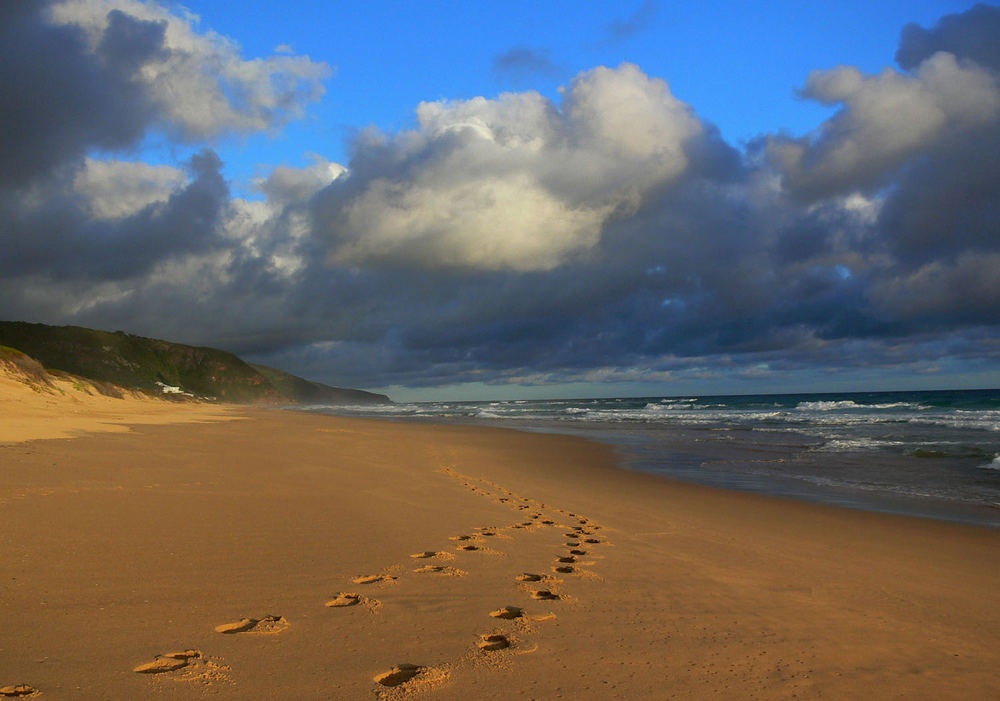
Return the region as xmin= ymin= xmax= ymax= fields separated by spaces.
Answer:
xmin=98 ymin=9 xmax=169 ymax=71
xmin=0 ymin=150 xmax=228 ymax=280
xmin=0 ymin=1 xmax=155 ymax=188
xmin=492 ymin=46 xmax=561 ymax=85
xmin=877 ymin=123 xmax=1000 ymax=266
xmin=896 ymin=3 xmax=1000 ymax=71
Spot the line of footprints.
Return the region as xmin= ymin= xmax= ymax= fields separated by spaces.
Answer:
xmin=1 ymin=469 xmax=610 ymax=698
xmin=353 ymin=468 xmax=612 ymax=696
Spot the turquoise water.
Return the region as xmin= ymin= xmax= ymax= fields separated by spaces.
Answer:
xmin=307 ymin=389 xmax=1000 ymax=528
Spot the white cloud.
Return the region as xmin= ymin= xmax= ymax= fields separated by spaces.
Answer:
xmin=49 ymin=0 xmax=330 ymax=139
xmin=769 ymin=51 xmax=1000 ymax=198
xmin=333 ymin=173 xmax=611 ymax=270
xmin=256 ymin=155 xmax=346 ymax=205
xmin=317 ymin=63 xmax=708 ymax=271
xmin=73 ymin=158 xmax=186 ymax=219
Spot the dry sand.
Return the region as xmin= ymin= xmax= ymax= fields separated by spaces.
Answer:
xmin=1 ymin=384 xmax=999 ymax=698
xmin=0 ymin=365 xmax=240 ymax=443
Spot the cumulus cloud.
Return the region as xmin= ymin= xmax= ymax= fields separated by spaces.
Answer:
xmin=73 ymin=159 xmax=186 ymax=219
xmin=1 ymin=149 xmax=228 ymax=281
xmin=0 ymin=1 xmax=331 ymax=325
xmin=0 ymin=0 xmax=328 ymax=190
xmin=768 ymin=52 xmax=1000 ymax=199
xmin=312 ymin=63 xmax=718 ymax=271
xmin=49 ymin=0 xmax=330 ymax=140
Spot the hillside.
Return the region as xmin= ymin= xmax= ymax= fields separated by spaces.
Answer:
xmin=249 ymin=364 xmax=391 ymax=406
xmin=0 ymin=321 xmax=390 ymax=405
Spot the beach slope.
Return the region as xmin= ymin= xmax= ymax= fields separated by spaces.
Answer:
xmin=1 ymin=405 xmax=998 ymax=698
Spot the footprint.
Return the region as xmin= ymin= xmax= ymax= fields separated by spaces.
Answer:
xmin=458 ymin=544 xmax=479 ymax=551
xmin=413 ymin=565 xmax=466 ymax=576
xmin=353 ymin=574 xmax=398 ymax=584
xmin=214 ymin=616 xmax=288 ymax=635
xmin=569 ymin=549 xmax=587 ymax=556
xmin=554 ymin=566 xmax=574 ymax=574
xmin=327 ymin=592 xmax=380 ymax=611
xmin=531 ymin=590 xmax=560 ymax=601
xmin=516 ymin=573 xmax=543 ymax=582
xmin=584 ymin=538 xmax=602 ymax=544
xmin=0 ymin=686 xmax=37 ymax=698
xmin=540 ymin=520 xmax=555 ymax=525
xmin=410 ymin=551 xmax=449 ymax=559
xmin=326 ymin=592 xmax=362 ymax=607
xmin=449 ymin=535 xmax=471 ymax=541
xmin=478 ymin=634 xmax=510 ymax=651
xmin=133 ymin=650 xmax=201 ymax=674
xmin=529 ymin=613 xmax=558 ymax=622
xmin=557 ymin=556 xmax=576 ymax=563
xmin=374 ymin=664 xmax=423 ymax=687
xmin=490 ymin=606 xmax=524 ymax=620
xmin=566 ymin=541 xmax=580 ymax=547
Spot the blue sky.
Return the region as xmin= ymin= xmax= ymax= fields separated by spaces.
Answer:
xmin=2 ymin=0 xmax=999 ymax=401
xmin=167 ymin=1 xmax=969 ymax=189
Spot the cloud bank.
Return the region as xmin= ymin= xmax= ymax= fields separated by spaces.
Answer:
xmin=1 ymin=1 xmax=998 ymax=394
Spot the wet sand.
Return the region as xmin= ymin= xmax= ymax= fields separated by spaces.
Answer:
xmin=1 ymin=405 xmax=998 ymax=699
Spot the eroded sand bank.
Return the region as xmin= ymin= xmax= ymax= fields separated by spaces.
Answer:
xmin=1 ymin=407 xmax=998 ymax=699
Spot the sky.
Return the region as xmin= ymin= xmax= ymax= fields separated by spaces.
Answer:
xmin=1 ymin=1 xmax=999 ymax=401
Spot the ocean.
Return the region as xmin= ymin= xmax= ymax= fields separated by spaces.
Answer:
xmin=307 ymin=389 xmax=1000 ymax=529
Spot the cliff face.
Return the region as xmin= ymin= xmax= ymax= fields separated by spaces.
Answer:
xmin=0 ymin=321 xmax=390 ymax=405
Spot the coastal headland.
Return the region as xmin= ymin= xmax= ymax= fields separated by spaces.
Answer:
xmin=2 ymin=392 xmax=998 ymax=698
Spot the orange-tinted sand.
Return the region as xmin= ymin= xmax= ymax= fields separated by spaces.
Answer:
xmin=0 ymin=366 xmax=239 ymax=443
xmin=1 ymin=383 xmax=998 ymax=698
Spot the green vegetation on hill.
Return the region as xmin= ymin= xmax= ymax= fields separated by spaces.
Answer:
xmin=0 ymin=321 xmax=390 ymax=405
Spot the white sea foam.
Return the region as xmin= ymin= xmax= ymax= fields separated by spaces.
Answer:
xmin=796 ymin=400 xmax=923 ymax=411
xmin=909 ymin=410 xmax=1000 ymax=432
xmin=796 ymin=400 xmax=862 ymax=411
xmin=815 ymin=437 xmax=904 ymax=452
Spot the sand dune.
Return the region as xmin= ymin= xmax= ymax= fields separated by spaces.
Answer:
xmin=0 ymin=356 xmax=238 ymax=443
xmin=1 ymin=391 xmax=999 ymax=697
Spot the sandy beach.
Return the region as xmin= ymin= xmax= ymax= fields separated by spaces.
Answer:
xmin=2 ymin=398 xmax=999 ymax=699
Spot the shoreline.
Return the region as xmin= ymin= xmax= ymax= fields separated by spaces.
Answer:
xmin=301 ymin=407 xmax=1000 ymax=531
xmin=2 ymin=407 xmax=999 ymax=698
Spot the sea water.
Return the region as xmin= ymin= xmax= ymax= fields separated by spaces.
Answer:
xmin=307 ymin=389 xmax=1000 ymax=528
